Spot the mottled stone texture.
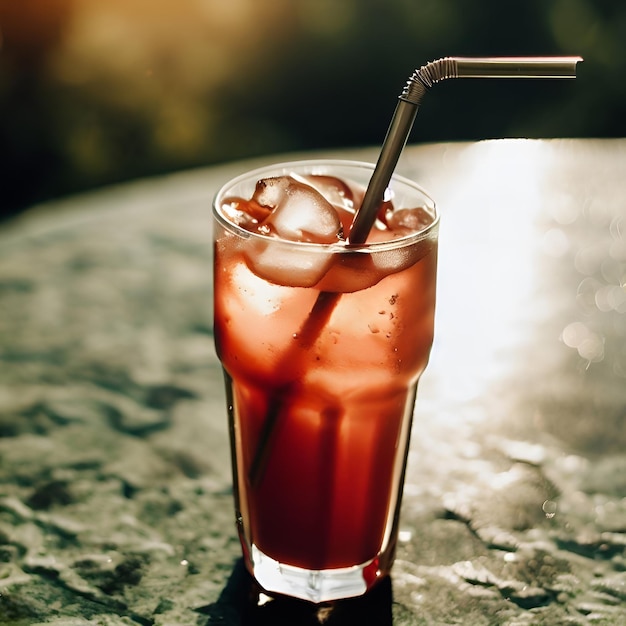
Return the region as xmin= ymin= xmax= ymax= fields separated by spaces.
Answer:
xmin=1 ymin=140 xmax=625 ymax=625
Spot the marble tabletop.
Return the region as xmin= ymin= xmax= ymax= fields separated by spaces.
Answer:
xmin=1 ymin=139 xmax=625 ymax=625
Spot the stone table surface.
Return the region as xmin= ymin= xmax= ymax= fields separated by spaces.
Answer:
xmin=1 ymin=139 xmax=625 ymax=625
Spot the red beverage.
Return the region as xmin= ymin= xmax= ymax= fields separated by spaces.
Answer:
xmin=212 ymin=160 xmax=438 ymax=602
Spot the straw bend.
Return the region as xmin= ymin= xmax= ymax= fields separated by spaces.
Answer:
xmin=401 ymin=56 xmax=583 ymax=105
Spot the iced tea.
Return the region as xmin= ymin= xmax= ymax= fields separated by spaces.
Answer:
xmin=213 ymin=160 xmax=438 ymax=602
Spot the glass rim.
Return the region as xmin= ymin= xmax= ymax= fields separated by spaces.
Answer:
xmin=212 ymin=159 xmax=439 ymax=253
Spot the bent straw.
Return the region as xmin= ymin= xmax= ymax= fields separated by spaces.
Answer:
xmin=249 ymin=55 xmax=582 ymax=488
xmin=348 ymin=56 xmax=582 ymax=244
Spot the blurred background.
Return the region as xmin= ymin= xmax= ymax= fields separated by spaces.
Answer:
xmin=1 ymin=0 xmax=624 ymax=220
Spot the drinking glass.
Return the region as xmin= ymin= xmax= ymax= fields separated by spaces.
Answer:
xmin=212 ymin=160 xmax=439 ymax=603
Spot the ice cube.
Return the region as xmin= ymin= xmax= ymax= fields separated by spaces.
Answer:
xmin=316 ymin=242 xmax=428 ymax=292
xmin=357 ymin=207 xmax=434 ymax=279
xmin=252 ymin=177 xmax=289 ymax=211
xmin=221 ymin=196 xmax=272 ymax=229
xmin=301 ymin=174 xmax=368 ymax=235
xmin=244 ymin=238 xmax=333 ymax=288
xmin=302 ymin=174 xmax=358 ymax=212
xmin=253 ymin=176 xmax=343 ymax=244
xmin=385 ymin=206 xmax=433 ymax=237
xmin=315 ymin=252 xmax=380 ymax=293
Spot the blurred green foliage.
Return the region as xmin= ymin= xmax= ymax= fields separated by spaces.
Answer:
xmin=1 ymin=0 xmax=624 ymax=219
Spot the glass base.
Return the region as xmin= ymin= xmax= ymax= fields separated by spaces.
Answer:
xmin=249 ymin=544 xmax=380 ymax=603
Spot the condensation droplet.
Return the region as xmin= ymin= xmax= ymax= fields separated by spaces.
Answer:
xmin=601 ymin=256 xmax=622 ymax=284
xmin=594 ymin=285 xmax=615 ymax=312
xmin=542 ymin=500 xmax=557 ymax=519
xmin=576 ymin=277 xmax=601 ymax=314
xmin=561 ymin=322 xmax=588 ymax=348
xmin=609 ymin=286 xmax=626 ymax=313
xmin=610 ymin=238 xmax=626 ymax=262
xmin=575 ymin=244 xmax=605 ymax=276
xmin=561 ymin=321 xmax=605 ymax=363
xmin=609 ymin=214 xmax=623 ymax=239
xmin=577 ymin=334 xmax=604 ymax=363
xmin=596 ymin=283 xmax=626 ymax=313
